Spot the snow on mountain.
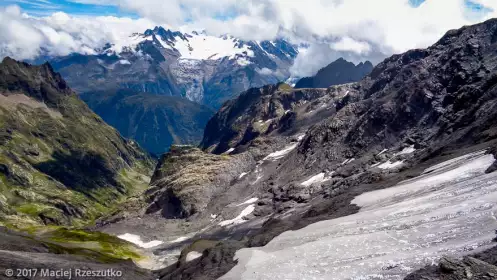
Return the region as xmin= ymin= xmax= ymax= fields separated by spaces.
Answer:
xmin=54 ymin=26 xmax=298 ymax=107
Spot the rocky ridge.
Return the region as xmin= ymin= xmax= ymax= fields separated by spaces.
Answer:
xmin=294 ymin=57 xmax=373 ymax=89
xmin=140 ymin=18 xmax=497 ymax=280
xmin=0 ymin=57 xmax=154 ymax=228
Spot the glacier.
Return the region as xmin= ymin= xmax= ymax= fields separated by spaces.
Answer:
xmin=219 ymin=151 xmax=497 ymax=280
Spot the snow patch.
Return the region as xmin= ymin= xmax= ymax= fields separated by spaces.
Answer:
xmin=238 ymin=172 xmax=248 ymax=179
xmin=117 ymin=233 xmax=163 ymax=248
xmin=169 ymin=236 xmax=189 ymax=243
xmin=185 ymin=251 xmax=203 ymax=262
xmin=394 ymin=145 xmax=416 ymax=156
xmin=341 ymin=158 xmax=355 ymax=165
xmin=263 ymin=144 xmax=297 ymax=161
xmin=237 ymin=198 xmax=259 ymax=206
xmin=219 ymin=204 xmax=255 ymax=227
xmin=377 ymin=149 xmax=388 ymax=156
xmin=225 ymin=148 xmax=235 ymax=154
xmin=377 ymin=160 xmax=404 ymax=169
xmin=301 ymin=173 xmax=330 ymax=187
xmin=118 ymin=59 xmax=131 ymax=65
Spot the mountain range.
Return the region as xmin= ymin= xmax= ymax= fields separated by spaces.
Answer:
xmin=43 ymin=27 xmax=373 ymax=154
xmin=49 ymin=27 xmax=298 ymax=108
xmin=3 ymin=17 xmax=497 ymax=280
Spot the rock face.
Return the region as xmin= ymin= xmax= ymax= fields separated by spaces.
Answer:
xmin=50 ymin=27 xmax=298 ymax=109
xmin=405 ymin=247 xmax=497 ymax=280
xmin=150 ymin=18 xmax=497 ymax=280
xmin=81 ymin=90 xmax=215 ymax=155
xmin=0 ymin=57 xmax=154 ymax=227
xmin=200 ymin=82 xmax=356 ymax=154
xmin=146 ymin=145 xmax=252 ymax=219
xmin=294 ymin=58 xmax=373 ymax=88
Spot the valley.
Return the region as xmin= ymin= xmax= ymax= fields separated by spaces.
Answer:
xmin=1 ymin=7 xmax=497 ymax=280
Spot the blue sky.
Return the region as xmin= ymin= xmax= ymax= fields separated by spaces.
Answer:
xmin=4 ymin=0 xmax=493 ymax=18
xmin=1 ymin=0 xmax=137 ymax=17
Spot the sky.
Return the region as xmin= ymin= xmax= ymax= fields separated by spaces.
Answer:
xmin=1 ymin=0 xmax=497 ymax=77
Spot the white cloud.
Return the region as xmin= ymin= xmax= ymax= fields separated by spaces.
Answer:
xmin=1 ymin=0 xmax=496 ymax=76
xmin=330 ymin=37 xmax=371 ymax=55
xmin=0 ymin=5 xmax=157 ymax=60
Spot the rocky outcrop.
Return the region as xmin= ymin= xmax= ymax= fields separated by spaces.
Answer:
xmin=200 ymin=82 xmax=358 ymax=154
xmin=81 ymin=90 xmax=215 ymax=155
xmin=294 ymin=58 xmax=373 ymax=89
xmin=405 ymin=246 xmax=497 ymax=280
xmin=0 ymin=57 xmax=154 ymax=227
xmin=146 ymin=145 xmax=253 ymax=218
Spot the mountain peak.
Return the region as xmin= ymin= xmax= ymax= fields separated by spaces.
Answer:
xmin=294 ymin=57 xmax=373 ymax=89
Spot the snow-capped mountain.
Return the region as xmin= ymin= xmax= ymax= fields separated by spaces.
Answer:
xmin=49 ymin=26 xmax=298 ymax=108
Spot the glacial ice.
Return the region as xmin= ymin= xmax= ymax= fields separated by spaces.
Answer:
xmin=219 ymin=151 xmax=497 ymax=280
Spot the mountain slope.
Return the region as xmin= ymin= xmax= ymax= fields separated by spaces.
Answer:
xmin=81 ymin=90 xmax=215 ymax=155
xmin=294 ymin=58 xmax=373 ymax=88
xmin=0 ymin=57 xmax=154 ymax=227
xmin=144 ymin=18 xmax=497 ymax=280
xmin=50 ymin=27 xmax=298 ymax=108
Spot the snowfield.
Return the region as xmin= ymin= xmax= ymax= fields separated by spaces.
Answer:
xmin=219 ymin=151 xmax=497 ymax=280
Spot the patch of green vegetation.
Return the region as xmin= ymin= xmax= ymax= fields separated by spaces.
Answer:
xmin=16 ymin=203 xmax=50 ymax=216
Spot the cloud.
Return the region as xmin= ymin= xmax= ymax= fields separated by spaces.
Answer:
xmin=111 ymin=0 xmax=496 ymax=76
xmin=1 ymin=0 xmax=497 ymax=77
xmin=330 ymin=37 xmax=371 ymax=55
xmin=0 ymin=5 xmax=157 ymax=60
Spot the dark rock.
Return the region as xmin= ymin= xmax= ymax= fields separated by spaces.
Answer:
xmin=295 ymin=58 xmax=373 ymax=89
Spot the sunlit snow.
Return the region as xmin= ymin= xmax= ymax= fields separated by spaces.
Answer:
xmin=237 ymin=198 xmax=259 ymax=206
xmin=220 ymin=151 xmax=497 ymax=280
xmin=394 ymin=145 xmax=416 ymax=156
xmin=377 ymin=160 xmax=404 ymax=169
xmin=185 ymin=251 xmax=203 ymax=262
xmin=117 ymin=233 xmax=163 ymax=248
xmin=263 ymin=144 xmax=298 ymax=161
xmin=219 ymin=204 xmax=255 ymax=227
xmin=301 ymin=173 xmax=330 ymax=187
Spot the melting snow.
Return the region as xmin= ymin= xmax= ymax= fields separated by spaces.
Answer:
xmin=219 ymin=204 xmax=255 ymax=227
xmin=185 ymin=251 xmax=203 ymax=262
xmin=225 ymin=148 xmax=235 ymax=154
xmin=341 ymin=158 xmax=355 ymax=165
xmin=394 ymin=145 xmax=416 ymax=156
xmin=377 ymin=149 xmax=388 ymax=156
xmin=297 ymin=134 xmax=306 ymax=141
xmin=220 ymin=151 xmax=497 ymax=280
xmin=263 ymin=144 xmax=297 ymax=161
xmin=169 ymin=236 xmax=189 ymax=243
xmin=117 ymin=233 xmax=163 ymax=248
xmin=239 ymin=172 xmax=248 ymax=179
xmin=237 ymin=198 xmax=259 ymax=206
xmin=301 ymin=173 xmax=330 ymax=187
xmin=377 ymin=160 xmax=404 ymax=169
